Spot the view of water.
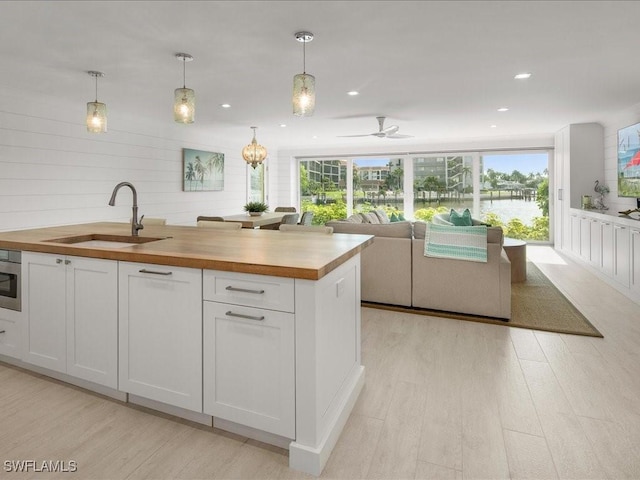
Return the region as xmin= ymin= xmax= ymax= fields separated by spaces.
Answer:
xmin=417 ymin=198 xmax=544 ymax=225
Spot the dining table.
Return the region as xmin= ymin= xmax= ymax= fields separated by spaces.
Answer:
xmin=221 ymin=212 xmax=288 ymax=229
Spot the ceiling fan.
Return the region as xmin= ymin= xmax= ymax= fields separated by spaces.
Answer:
xmin=338 ymin=116 xmax=414 ymax=139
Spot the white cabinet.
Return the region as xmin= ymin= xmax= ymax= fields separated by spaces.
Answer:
xmin=118 ymin=262 xmax=202 ymax=412
xmin=580 ymin=215 xmax=591 ymax=261
xmin=555 ymin=123 xmax=604 ymax=251
xmin=203 ymin=302 xmax=295 ymax=438
xmin=601 ymin=220 xmax=614 ymax=277
xmin=22 ymin=252 xmax=118 ymax=388
xmin=202 ymin=270 xmax=295 ymax=438
xmin=588 ymin=217 xmax=601 ymax=267
xmin=0 ymin=309 xmax=22 ymax=359
xmin=631 ymin=228 xmax=640 ymax=296
xmin=613 ymin=224 xmax=630 ymax=287
xmin=570 ymin=213 xmax=581 ymax=256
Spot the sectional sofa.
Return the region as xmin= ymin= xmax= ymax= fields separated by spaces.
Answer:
xmin=326 ymin=213 xmax=512 ymax=319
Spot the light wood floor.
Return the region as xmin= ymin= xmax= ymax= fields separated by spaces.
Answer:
xmin=1 ymin=246 xmax=640 ymax=480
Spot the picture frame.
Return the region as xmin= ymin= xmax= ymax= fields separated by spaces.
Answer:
xmin=183 ymin=148 xmax=224 ymax=192
xmin=617 ymin=122 xmax=640 ymax=198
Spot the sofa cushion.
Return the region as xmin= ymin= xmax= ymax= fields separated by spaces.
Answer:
xmin=346 ymin=213 xmax=363 ymax=223
xmin=450 ymin=208 xmax=472 ymax=226
xmin=373 ymin=209 xmax=391 ymax=224
xmin=413 ymin=221 xmax=428 ymax=239
xmin=327 ymin=220 xmax=413 ymax=238
xmin=364 ymin=212 xmax=380 ymax=224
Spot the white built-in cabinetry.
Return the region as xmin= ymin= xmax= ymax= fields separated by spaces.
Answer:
xmin=118 ymin=261 xmax=202 ymax=412
xmin=554 ymin=123 xmax=604 ymax=250
xmin=21 ymin=252 xmax=118 ymax=388
xmin=565 ymin=209 xmax=640 ymax=303
xmin=0 ymin=308 xmax=22 ymax=359
xmin=202 ymin=271 xmax=296 ymax=439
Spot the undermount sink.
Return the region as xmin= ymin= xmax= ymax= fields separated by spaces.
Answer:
xmin=45 ymin=234 xmax=167 ymax=249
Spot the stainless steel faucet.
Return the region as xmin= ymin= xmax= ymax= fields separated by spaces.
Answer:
xmin=108 ymin=182 xmax=144 ymax=236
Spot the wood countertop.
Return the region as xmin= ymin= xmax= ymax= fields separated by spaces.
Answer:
xmin=0 ymin=222 xmax=373 ymax=280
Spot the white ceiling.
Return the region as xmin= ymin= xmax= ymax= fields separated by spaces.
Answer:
xmin=2 ymin=1 xmax=640 ymax=150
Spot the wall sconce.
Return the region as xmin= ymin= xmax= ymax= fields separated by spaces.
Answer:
xmin=242 ymin=127 xmax=267 ymax=169
xmin=174 ymin=53 xmax=195 ymax=124
xmin=292 ymin=31 xmax=315 ymax=117
xmin=86 ymin=71 xmax=107 ymax=133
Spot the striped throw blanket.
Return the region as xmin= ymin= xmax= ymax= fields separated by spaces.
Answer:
xmin=424 ymin=223 xmax=488 ymax=262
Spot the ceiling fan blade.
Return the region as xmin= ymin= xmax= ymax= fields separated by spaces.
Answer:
xmin=336 ymin=134 xmax=374 ymax=138
xmin=381 ymin=125 xmax=399 ymax=135
xmin=386 ymin=133 xmax=414 ymax=139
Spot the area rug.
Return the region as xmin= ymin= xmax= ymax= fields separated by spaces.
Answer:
xmin=363 ymin=261 xmax=603 ymax=337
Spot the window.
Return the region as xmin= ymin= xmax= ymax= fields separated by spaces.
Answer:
xmin=297 ymin=149 xmax=551 ymax=241
xmin=248 ymin=163 xmax=265 ymax=203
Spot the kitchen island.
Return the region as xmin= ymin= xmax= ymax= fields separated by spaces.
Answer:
xmin=0 ymin=222 xmax=373 ymax=476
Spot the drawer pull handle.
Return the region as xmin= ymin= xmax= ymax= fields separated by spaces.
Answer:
xmin=225 ymin=286 xmax=265 ymax=295
xmin=56 ymin=258 xmax=63 ymax=264
xmin=225 ymin=311 xmax=265 ymax=321
xmin=139 ymin=269 xmax=173 ymax=276
xmin=0 ymin=330 xmax=5 ymax=334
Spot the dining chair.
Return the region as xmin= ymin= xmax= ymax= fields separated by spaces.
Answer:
xmin=197 ymin=221 xmax=242 ymax=230
xmin=196 ymin=216 xmax=224 ymax=222
xmin=298 ymin=211 xmax=314 ymax=225
xmin=281 ymin=213 xmax=300 ymax=225
xmin=279 ymin=224 xmax=333 ymax=234
xmin=274 ymin=207 xmax=297 ymax=212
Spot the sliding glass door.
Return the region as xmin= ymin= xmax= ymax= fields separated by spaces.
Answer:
xmin=297 ymin=149 xmax=551 ymax=241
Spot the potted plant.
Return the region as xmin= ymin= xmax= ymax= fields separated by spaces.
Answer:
xmin=243 ymin=201 xmax=269 ymax=216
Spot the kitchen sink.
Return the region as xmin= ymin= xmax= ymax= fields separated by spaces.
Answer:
xmin=45 ymin=234 xmax=167 ymax=248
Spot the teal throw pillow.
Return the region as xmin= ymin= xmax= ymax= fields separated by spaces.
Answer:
xmin=449 ymin=208 xmax=472 ymax=226
xmin=398 ymin=213 xmax=406 ymax=221
xmin=390 ymin=212 xmax=399 ymax=222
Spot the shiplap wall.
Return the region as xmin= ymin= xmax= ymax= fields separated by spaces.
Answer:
xmin=0 ymin=88 xmax=249 ymax=232
xmin=602 ymin=101 xmax=640 ymax=214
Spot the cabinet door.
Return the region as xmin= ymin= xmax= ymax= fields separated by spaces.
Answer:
xmin=601 ymin=221 xmax=614 ymax=277
xmin=66 ymin=256 xmax=118 ymax=388
xmin=119 ymin=262 xmax=202 ymax=412
xmin=570 ymin=214 xmax=581 ymax=255
xmin=22 ymin=252 xmax=66 ymax=372
xmin=614 ymin=225 xmax=630 ymax=287
xmin=631 ymin=228 xmax=640 ymax=296
xmin=580 ymin=216 xmax=591 ymax=260
xmin=203 ymin=302 xmax=295 ymax=438
xmin=589 ymin=218 xmax=601 ymax=266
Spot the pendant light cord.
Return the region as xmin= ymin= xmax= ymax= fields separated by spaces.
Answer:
xmin=302 ymin=39 xmax=306 ymax=74
xmin=94 ymin=74 xmax=98 ymax=102
xmin=182 ymin=58 xmax=186 ymax=88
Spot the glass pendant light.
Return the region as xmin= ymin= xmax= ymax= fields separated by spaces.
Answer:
xmin=292 ymin=31 xmax=315 ymax=117
xmin=242 ymin=127 xmax=268 ymax=169
xmin=86 ymin=71 xmax=107 ymax=133
xmin=174 ymin=53 xmax=195 ymax=124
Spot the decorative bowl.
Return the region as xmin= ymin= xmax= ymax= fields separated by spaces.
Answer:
xmin=249 ymin=212 xmax=264 ymax=216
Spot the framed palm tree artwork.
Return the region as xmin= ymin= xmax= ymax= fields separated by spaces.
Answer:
xmin=183 ymin=148 xmax=224 ymax=191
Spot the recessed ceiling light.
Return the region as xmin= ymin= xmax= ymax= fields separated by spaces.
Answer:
xmin=312 ymin=135 xmax=318 ymax=139
xmin=220 ymin=103 xmax=231 ymax=108
xmin=490 ymin=124 xmax=497 ymax=128
xmin=280 ymin=124 xmax=287 ymax=128
xmin=347 ymin=91 xmax=359 ymax=96
xmin=514 ymin=73 xmax=531 ymax=80
xmin=497 ymin=107 xmax=509 ymax=112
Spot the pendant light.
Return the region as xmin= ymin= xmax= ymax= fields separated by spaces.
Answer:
xmin=292 ymin=31 xmax=315 ymax=117
xmin=86 ymin=71 xmax=107 ymax=133
xmin=174 ymin=53 xmax=195 ymax=124
xmin=242 ymin=127 xmax=268 ymax=169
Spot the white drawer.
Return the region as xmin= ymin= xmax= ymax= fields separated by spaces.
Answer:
xmin=203 ymin=270 xmax=294 ymax=313
xmin=0 ymin=317 xmax=21 ymax=359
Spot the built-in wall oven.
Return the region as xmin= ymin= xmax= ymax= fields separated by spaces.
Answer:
xmin=0 ymin=249 xmax=21 ymax=311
